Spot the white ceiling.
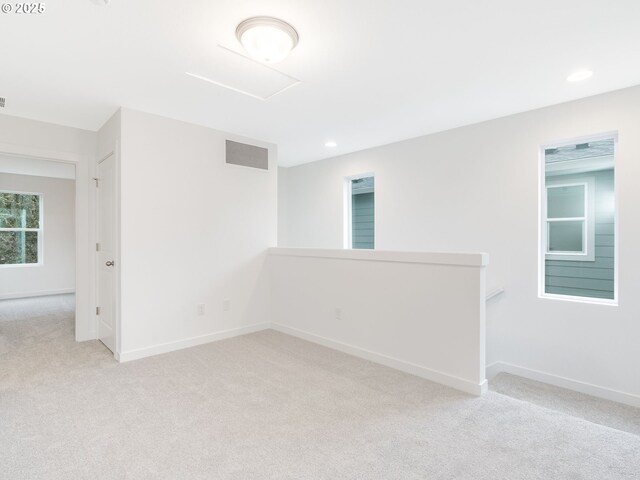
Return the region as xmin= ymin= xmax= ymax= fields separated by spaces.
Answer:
xmin=2 ymin=0 xmax=640 ymax=167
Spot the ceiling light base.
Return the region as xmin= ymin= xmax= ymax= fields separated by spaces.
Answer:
xmin=236 ymin=16 xmax=299 ymax=64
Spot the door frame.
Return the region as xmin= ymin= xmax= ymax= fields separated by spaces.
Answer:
xmin=96 ymin=143 xmax=121 ymax=358
xmin=0 ymin=141 xmax=94 ymax=342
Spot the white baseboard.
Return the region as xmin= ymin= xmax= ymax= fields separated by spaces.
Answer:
xmin=485 ymin=361 xmax=504 ymax=381
xmin=272 ymin=323 xmax=487 ymax=396
xmin=486 ymin=361 xmax=640 ymax=408
xmin=0 ymin=288 xmax=75 ymax=300
xmin=118 ymin=322 xmax=271 ymax=363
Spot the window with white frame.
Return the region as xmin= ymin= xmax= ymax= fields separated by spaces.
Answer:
xmin=541 ymin=136 xmax=616 ymax=302
xmin=344 ymin=174 xmax=375 ymax=249
xmin=545 ymin=177 xmax=595 ymax=261
xmin=0 ymin=191 xmax=42 ymax=265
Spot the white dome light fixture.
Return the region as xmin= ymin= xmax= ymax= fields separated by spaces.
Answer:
xmin=236 ymin=16 xmax=299 ymax=64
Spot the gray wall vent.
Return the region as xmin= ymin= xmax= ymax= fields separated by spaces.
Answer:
xmin=0 ymin=97 xmax=5 ymax=108
xmin=226 ymin=140 xmax=268 ymax=170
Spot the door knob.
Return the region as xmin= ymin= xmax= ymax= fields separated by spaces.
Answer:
xmin=105 ymin=260 xmax=115 ymax=267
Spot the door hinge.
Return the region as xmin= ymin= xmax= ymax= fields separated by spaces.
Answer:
xmin=96 ymin=243 xmax=100 ymax=252
xmin=93 ymin=177 xmax=99 ymax=187
xmin=96 ymin=306 xmax=101 ymax=315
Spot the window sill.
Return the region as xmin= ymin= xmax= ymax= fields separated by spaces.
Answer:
xmin=539 ymin=292 xmax=618 ymax=307
xmin=545 ymin=253 xmax=595 ymax=262
xmin=0 ymin=263 xmax=43 ymax=269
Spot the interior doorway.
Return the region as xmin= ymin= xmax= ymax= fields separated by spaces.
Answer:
xmin=0 ymin=156 xmax=79 ymax=345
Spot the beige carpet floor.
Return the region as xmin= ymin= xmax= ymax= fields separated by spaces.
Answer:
xmin=490 ymin=372 xmax=640 ymax=436
xmin=1 ymin=295 xmax=639 ymax=479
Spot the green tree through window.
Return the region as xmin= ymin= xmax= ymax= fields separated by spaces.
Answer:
xmin=0 ymin=192 xmax=41 ymax=265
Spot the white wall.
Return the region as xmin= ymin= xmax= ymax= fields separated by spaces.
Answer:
xmin=0 ymin=155 xmax=76 ymax=179
xmin=97 ymin=109 xmax=121 ymax=162
xmin=279 ymin=85 xmax=640 ymax=406
xmin=277 ymin=166 xmax=289 ymax=247
xmin=0 ymin=114 xmax=97 ymax=341
xmin=270 ymin=248 xmax=487 ymax=394
xmin=117 ymin=109 xmax=277 ymax=359
xmin=0 ymin=173 xmax=75 ymax=298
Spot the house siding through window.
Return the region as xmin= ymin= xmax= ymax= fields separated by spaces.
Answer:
xmin=545 ymin=169 xmax=614 ymax=299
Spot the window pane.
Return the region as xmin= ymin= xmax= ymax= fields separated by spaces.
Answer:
xmin=0 ymin=193 xmax=40 ymax=228
xmin=543 ymin=137 xmax=615 ymax=302
xmin=548 ymin=220 xmax=583 ymax=252
xmin=351 ymin=176 xmax=374 ymax=193
xmin=547 ymin=185 xmax=584 ymax=218
xmin=351 ymin=176 xmax=374 ymax=250
xmin=0 ymin=231 xmax=38 ymax=264
xmin=352 ymin=192 xmax=374 ymax=249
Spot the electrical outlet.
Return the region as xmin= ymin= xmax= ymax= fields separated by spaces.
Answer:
xmin=197 ymin=303 xmax=205 ymax=316
xmin=223 ymin=299 xmax=231 ymax=312
xmin=335 ymin=307 xmax=342 ymax=320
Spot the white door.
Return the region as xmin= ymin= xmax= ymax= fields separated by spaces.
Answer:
xmin=97 ymin=153 xmax=116 ymax=353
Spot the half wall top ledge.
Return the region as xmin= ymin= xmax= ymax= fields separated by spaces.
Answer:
xmin=268 ymin=248 xmax=489 ymax=267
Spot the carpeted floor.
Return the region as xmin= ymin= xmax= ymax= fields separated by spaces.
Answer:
xmin=1 ymin=295 xmax=639 ymax=479
xmin=490 ymin=372 xmax=640 ymax=436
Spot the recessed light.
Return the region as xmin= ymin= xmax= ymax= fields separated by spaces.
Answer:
xmin=236 ymin=17 xmax=299 ymax=64
xmin=567 ymin=69 xmax=593 ymax=82
xmin=325 ymin=141 xmax=337 ymax=148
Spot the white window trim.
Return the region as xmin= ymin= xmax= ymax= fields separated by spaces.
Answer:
xmin=0 ymin=190 xmax=44 ymax=268
xmin=544 ymin=177 xmax=595 ymax=262
xmin=538 ymin=131 xmax=619 ymax=306
xmin=343 ymin=172 xmax=374 ymax=249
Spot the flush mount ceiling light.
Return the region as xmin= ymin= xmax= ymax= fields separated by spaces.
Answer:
xmin=236 ymin=16 xmax=299 ymax=64
xmin=567 ymin=69 xmax=593 ymax=82
xmin=325 ymin=141 xmax=337 ymax=148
